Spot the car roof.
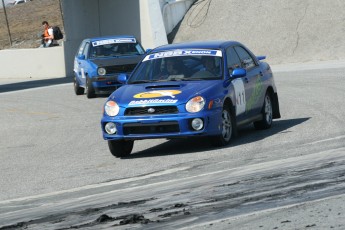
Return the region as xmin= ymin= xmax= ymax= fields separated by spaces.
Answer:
xmin=86 ymin=35 xmax=137 ymax=42
xmin=152 ymin=40 xmax=243 ymax=52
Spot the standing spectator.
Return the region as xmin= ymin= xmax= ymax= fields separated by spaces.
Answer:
xmin=40 ymin=21 xmax=57 ymax=48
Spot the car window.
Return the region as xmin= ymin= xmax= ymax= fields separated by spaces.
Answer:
xmin=234 ymin=46 xmax=256 ymax=70
xmin=89 ymin=42 xmax=145 ymax=58
xmin=226 ymin=47 xmax=241 ymax=72
xmin=77 ymin=40 xmax=87 ymax=57
xmin=128 ymin=51 xmax=223 ymax=83
xmin=111 ymin=42 xmax=145 ymax=55
xmin=82 ymin=42 xmax=90 ymax=58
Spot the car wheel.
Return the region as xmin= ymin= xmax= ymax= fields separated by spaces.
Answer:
xmin=211 ymin=105 xmax=234 ymax=146
xmin=254 ymin=92 xmax=273 ymax=130
xmin=74 ymin=77 xmax=84 ymax=95
xmin=85 ymin=77 xmax=96 ymax=98
xmin=108 ymin=140 xmax=134 ymax=158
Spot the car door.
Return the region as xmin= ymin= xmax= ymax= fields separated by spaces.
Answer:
xmin=74 ymin=41 xmax=90 ymax=87
xmin=233 ymin=46 xmax=264 ymax=118
xmin=226 ymin=46 xmax=248 ymax=123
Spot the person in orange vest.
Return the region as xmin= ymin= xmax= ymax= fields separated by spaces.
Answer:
xmin=40 ymin=21 xmax=57 ymax=48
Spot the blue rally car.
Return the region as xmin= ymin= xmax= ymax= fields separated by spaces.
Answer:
xmin=101 ymin=41 xmax=281 ymax=157
xmin=73 ymin=35 xmax=145 ymax=98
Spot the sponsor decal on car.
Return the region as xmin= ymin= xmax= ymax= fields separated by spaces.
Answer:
xmin=246 ymin=76 xmax=264 ymax=112
xmin=232 ymin=78 xmax=246 ymax=115
xmin=128 ymin=99 xmax=178 ymax=105
xmin=133 ymin=90 xmax=181 ymax=99
xmin=92 ymin=38 xmax=136 ymax=47
xmin=143 ymin=49 xmax=222 ymax=62
xmin=128 ymin=90 xmax=181 ymax=105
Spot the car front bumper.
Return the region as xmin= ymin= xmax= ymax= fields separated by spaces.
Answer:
xmin=101 ymin=108 xmax=223 ymax=141
xmin=91 ymin=75 xmax=122 ymax=94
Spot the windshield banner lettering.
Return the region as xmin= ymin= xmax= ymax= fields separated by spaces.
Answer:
xmin=143 ymin=49 xmax=222 ymax=62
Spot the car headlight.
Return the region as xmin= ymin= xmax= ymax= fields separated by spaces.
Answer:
xmin=186 ymin=96 xmax=205 ymax=113
xmin=105 ymin=100 xmax=119 ymax=116
xmin=98 ymin=67 xmax=106 ymax=76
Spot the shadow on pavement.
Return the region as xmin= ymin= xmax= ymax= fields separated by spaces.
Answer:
xmin=0 ymin=77 xmax=73 ymax=93
xmin=123 ymin=117 xmax=310 ymax=159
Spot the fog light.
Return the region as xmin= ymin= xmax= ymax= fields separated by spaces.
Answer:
xmin=191 ymin=118 xmax=203 ymax=131
xmin=105 ymin=122 xmax=117 ymax=134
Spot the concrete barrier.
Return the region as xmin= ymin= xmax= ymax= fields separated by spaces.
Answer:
xmin=0 ymin=46 xmax=65 ymax=80
xmin=162 ymin=0 xmax=195 ymax=34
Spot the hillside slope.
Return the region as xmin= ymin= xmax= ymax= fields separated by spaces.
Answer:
xmin=172 ymin=0 xmax=345 ymax=64
xmin=0 ymin=0 xmax=63 ymax=50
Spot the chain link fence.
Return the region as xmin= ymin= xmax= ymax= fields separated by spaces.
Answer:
xmin=0 ymin=0 xmax=63 ymax=50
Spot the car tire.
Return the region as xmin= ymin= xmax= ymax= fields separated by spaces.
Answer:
xmin=254 ymin=92 xmax=273 ymax=130
xmin=211 ymin=104 xmax=234 ymax=147
xmin=108 ymin=140 xmax=134 ymax=158
xmin=86 ymin=77 xmax=96 ymax=98
xmin=74 ymin=77 xmax=84 ymax=95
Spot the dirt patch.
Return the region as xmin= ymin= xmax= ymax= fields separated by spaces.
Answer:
xmin=0 ymin=0 xmax=63 ymax=50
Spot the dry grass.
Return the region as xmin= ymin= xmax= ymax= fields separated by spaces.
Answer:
xmin=0 ymin=0 xmax=63 ymax=49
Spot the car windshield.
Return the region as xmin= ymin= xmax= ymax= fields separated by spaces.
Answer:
xmin=90 ymin=41 xmax=145 ymax=58
xmin=128 ymin=50 xmax=223 ymax=84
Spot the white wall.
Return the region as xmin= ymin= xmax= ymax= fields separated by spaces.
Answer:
xmin=161 ymin=0 xmax=195 ymax=34
xmin=0 ymin=46 xmax=65 ymax=79
xmin=139 ymin=0 xmax=168 ymax=49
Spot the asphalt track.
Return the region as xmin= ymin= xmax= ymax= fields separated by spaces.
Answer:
xmin=0 ymin=62 xmax=344 ymax=229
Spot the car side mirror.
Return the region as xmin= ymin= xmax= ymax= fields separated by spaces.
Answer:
xmin=118 ymin=73 xmax=128 ymax=84
xmin=256 ymin=56 xmax=266 ymax=61
xmin=231 ymin=68 xmax=246 ymax=78
xmin=78 ymin=54 xmax=85 ymax=60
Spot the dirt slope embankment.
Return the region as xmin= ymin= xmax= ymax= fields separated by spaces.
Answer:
xmin=0 ymin=0 xmax=63 ymax=49
xmin=172 ymin=0 xmax=345 ymax=65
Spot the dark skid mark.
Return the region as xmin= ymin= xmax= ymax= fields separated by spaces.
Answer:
xmin=96 ymin=214 xmax=115 ymax=223
xmin=295 ymin=161 xmax=337 ymax=173
xmin=117 ymin=214 xmax=152 ymax=225
xmin=215 ymin=181 xmax=241 ymax=187
xmin=174 ymin=203 xmax=187 ymax=208
xmin=66 ymin=214 xmax=153 ymax=229
xmin=150 ymin=208 xmax=164 ymax=212
xmin=0 ymin=221 xmax=30 ymax=230
xmin=0 ymin=199 xmax=153 ymax=230
xmin=81 ymin=198 xmax=153 ymax=216
xmin=76 ymin=202 xmax=191 ymax=228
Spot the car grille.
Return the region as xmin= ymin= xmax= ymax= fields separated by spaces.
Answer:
xmin=123 ymin=122 xmax=180 ymax=135
xmin=124 ymin=106 xmax=178 ymax=116
xmin=105 ymin=64 xmax=137 ymax=74
xmin=95 ymin=86 xmax=120 ymax=93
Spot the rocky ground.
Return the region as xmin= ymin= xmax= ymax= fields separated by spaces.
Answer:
xmin=0 ymin=0 xmax=63 ymax=50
